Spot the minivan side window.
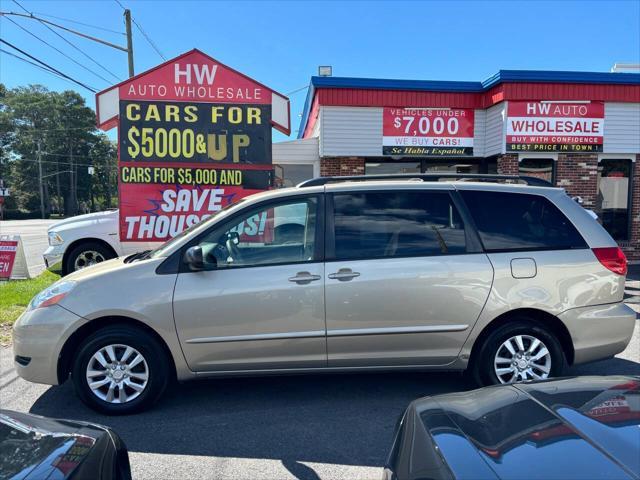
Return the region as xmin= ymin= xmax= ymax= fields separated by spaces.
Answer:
xmin=332 ymin=191 xmax=467 ymax=260
xmin=459 ymin=190 xmax=587 ymax=252
xmin=194 ymin=197 xmax=318 ymax=269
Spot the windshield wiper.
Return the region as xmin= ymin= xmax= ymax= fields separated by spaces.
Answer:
xmin=124 ymin=250 xmax=151 ymax=263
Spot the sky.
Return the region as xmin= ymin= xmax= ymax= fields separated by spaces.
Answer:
xmin=1 ymin=0 xmax=639 ymax=142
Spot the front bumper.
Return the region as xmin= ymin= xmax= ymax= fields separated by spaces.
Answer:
xmin=559 ymin=302 xmax=637 ymax=365
xmin=43 ymin=245 xmax=64 ymax=275
xmin=13 ymin=305 xmax=85 ymax=385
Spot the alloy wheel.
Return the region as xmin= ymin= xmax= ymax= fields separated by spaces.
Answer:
xmin=493 ymin=334 xmax=551 ymax=384
xmin=74 ymin=250 xmax=106 ymax=270
xmin=85 ymin=344 xmax=149 ymax=404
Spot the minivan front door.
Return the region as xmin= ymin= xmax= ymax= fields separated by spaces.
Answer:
xmin=324 ymin=188 xmax=493 ymax=367
xmin=172 ymin=195 xmax=326 ymax=372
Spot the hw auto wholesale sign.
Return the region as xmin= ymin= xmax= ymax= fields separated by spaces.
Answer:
xmin=95 ymin=49 xmax=290 ymax=242
xmin=506 ymin=101 xmax=604 ymax=153
xmin=382 ymin=108 xmax=474 ymax=156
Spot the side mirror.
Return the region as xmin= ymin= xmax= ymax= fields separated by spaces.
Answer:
xmin=184 ymin=246 xmax=204 ymax=271
xmin=227 ymin=231 xmax=240 ymax=245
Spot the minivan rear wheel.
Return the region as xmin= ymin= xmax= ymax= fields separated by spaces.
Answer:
xmin=72 ymin=325 xmax=169 ymax=414
xmin=474 ymin=319 xmax=565 ymax=386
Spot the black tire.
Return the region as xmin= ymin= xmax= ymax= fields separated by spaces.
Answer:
xmin=472 ymin=318 xmax=565 ymax=386
xmin=72 ymin=325 xmax=169 ymax=415
xmin=65 ymin=241 xmax=116 ymax=274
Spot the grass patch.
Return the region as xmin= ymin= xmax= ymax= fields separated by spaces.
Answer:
xmin=0 ymin=271 xmax=60 ymax=345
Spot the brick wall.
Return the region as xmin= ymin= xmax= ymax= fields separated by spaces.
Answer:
xmin=555 ymin=153 xmax=599 ymax=208
xmin=497 ymin=154 xmax=518 ymax=175
xmin=622 ymin=156 xmax=640 ymax=262
xmin=320 ymin=157 xmax=365 ymax=176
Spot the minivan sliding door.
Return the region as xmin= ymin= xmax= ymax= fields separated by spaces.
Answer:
xmin=324 ymin=187 xmax=493 ymax=367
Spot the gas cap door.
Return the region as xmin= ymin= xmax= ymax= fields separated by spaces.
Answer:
xmin=511 ymin=258 xmax=537 ymax=279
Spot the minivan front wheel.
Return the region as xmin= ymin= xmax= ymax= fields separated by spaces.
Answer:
xmin=475 ymin=320 xmax=565 ymax=386
xmin=72 ymin=325 xmax=169 ymax=414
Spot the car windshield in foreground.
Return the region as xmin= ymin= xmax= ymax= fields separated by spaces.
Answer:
xmin=148 ymin=198 xmax=247 ymax=259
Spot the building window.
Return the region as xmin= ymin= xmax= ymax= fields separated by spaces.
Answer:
xmin=365 ymin=158 xmax=496 ymax=175
xmin=274 ymin=164 xmax=314 ymax=188
xmin=519 ymin=158 xmax=555 ymax=185
xmin=597 ymin=159 xmax=633 ymax=241
xmin=366 ymin=162 xmax=420 ymax=175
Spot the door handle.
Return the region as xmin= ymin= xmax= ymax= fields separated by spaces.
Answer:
xmin=328 ymin=268 xmax=360 ymax=281
xmin=288 ymin=271 xmax=322 ymax=285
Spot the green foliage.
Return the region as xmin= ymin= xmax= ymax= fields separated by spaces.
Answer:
xmin=0 ymin=271 xmax=59 ymax=322
xmin=0 ymin=270 xmax=59 ymax=345
xmin=0 ymin=84 xmax=117 ymax=217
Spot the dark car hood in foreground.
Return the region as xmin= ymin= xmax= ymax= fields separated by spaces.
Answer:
xmin=0 ymin=410 xmax=130 ymax=480
xmin=388 ymin=376 xmax=640 ymax=480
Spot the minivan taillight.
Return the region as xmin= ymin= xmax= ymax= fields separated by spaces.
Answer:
xmin=592 ymin=247 xmax=628 ymax=276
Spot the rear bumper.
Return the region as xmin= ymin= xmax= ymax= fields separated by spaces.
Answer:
xmin=559 ymin=302 xmax=637 ymax=365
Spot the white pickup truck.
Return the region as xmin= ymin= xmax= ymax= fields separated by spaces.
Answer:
xmin=44 ymin=210 xmax=157 ymax=275
xmin=44 ymin=207 xmax=304 ymax=275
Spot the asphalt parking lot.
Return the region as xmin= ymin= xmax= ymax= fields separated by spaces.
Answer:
xmin=1 ymin=331 xmax=639 ymax=480
xmin=0 ymin=220 xmax=638 ymax=478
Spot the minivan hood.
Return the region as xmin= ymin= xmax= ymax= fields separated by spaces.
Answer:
xmin=64 ymin=256 xmax=128 ymax=282
xmin=48 ymin=210 xmax=118 ymax=232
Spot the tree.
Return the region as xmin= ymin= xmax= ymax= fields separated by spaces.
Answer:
xmin=0 ymin=84 xmax=117 ymax=218
xmin=89 ymin=135 xmax=118 ymax=210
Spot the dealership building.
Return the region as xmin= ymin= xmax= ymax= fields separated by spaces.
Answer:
xmin=273 ymin=70 xmax=640 ymax=260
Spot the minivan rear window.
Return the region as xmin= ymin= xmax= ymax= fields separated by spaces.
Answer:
xmin=459 ymin=190 xmax=587 ymax=252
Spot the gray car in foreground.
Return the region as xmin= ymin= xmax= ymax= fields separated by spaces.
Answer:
xmin=13 ymin=175 xmax=636 ymax=414
xmin=384 ymin=375 xmax=640 ymax=480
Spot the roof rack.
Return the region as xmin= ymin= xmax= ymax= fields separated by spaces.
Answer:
xmin=297 ymin=173 xmax=553 ymax=188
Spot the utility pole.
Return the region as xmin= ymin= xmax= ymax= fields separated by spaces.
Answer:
xmin=1 ymin=11 xmax=134 ymax=79
xmin=69 ymin=140 xmax=77 ymax=216
xmin=124 ymin=9 xmax=134 ymax=78
xmin=37 ymin=140 xmax=45 ymax=219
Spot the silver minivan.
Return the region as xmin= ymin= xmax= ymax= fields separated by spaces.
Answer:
xmin=13 ymin=176 xmax=636 ymax=414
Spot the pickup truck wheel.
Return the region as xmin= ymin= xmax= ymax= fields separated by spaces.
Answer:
xmin=65 ymin=241 xmax=115 ymax=273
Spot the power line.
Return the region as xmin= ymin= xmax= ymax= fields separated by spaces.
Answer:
xmin=113 ymin=0 xmax=166 ymax=61
xmin=0 ymin=38 xmax=98 ymax=92
xmin=12 ymin=126 xmax=100 ymax=133
xmin=131 ymin=16 xmax=165 ymax=61
xmin=11 ymin=157 xmax=102 ymax=168
xmin=285 ymin=85 xmax=309 ymax=96
xmin=12 ymin=0 xmax=122 ymax=82
xmin=32 ymin=11 xmax=125 ymax=36
xmin=4 ymin=16 xmax=113 ymax=84
xmin=1 ymin=48 xmax=106 ymax=96
xmin=0 ymin=47 xmax=69 ymax=80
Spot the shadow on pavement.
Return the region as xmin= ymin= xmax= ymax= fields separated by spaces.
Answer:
xmin=567 ymin=357 xmax=640 ymax=376
xmin=29 ymin=371 xmax=470 ymax=467
xmin=27 ymin=345 xmax=640 ymax=470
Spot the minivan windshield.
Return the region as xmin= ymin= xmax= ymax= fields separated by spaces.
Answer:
xmin=148 ymin=198 xmax=247 ymax=259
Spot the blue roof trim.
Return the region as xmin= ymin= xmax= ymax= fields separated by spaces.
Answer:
xmin=309 ymin=75 xmax=485 ymax=92
xmin=297 ymin=70 xmax=640 ymax=138
xmin=484 ymin=70 xmax=640 ymax=88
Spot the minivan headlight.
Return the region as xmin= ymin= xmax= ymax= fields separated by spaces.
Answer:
xmin=48 ymin=231 xmax=64 ymax=246
xmin=28 ymin=281 xmax=76 ymax=310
